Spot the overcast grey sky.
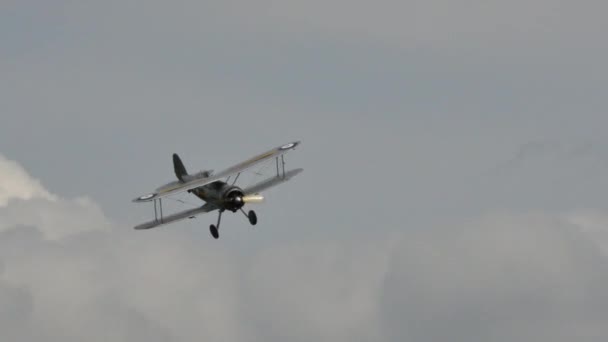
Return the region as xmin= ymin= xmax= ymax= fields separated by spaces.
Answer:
xmin=1 ymin=1 xmax=608 ymax=341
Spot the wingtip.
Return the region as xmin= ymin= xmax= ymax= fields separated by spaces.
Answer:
xmin=283 ymin=168 xmax=303 ymax=180
xmin=133 ymin=193 xmax=157 ymax=203
xmin=279 ymin=141 xmax=302 ymax=151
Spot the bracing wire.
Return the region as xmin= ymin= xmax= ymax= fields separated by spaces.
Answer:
xmin=244 ymin=159 xmax=273 ymax=188
xmin=166 ymin=195 xmax=199 ymax=208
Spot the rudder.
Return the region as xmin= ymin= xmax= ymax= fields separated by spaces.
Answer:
xmin=173 ymin=153 xmax=188 ymax=182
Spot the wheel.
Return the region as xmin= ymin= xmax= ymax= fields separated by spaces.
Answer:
xmin=209 ymin=224 xmax=219 ymax=239
xmin=248 ymin=210 xmax=257 ymax=226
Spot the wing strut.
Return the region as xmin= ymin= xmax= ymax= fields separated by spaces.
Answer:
xmin=231 ymin=172 xmax=241 ymax=185
xmin=275 ymin=155 xmax=288 ymax=179
xmin=160 ymin=199 xmax=163 ymax=223
xmin=153 ymin=199 xmax=164 ymax=223
xmin=282 ymin=155 xmax=286 ymax=178
xmin=154 ymin=199 xmax=157 ymax=219
xmin=276 ymin=157 xmax=280 ymax=177
xmin=226 ymin=172 xmax=241 ymax=185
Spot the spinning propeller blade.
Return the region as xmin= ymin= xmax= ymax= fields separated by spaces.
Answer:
xmin=242 ymin=194 xmax=264 ymax=203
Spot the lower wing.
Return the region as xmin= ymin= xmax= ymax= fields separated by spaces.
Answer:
xmin=134 ymin=202 xmax=218 ymax=230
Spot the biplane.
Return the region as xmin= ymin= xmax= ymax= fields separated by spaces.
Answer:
xmin=133 ymin=141 xmax=303 ymax=239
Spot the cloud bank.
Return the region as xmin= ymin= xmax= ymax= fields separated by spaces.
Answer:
xmin=0 ymin=155 xmax=607 ymax=341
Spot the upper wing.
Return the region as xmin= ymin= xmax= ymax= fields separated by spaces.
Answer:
xmin=133 ymin=141 xmax=301 ymax=203
xmin=134 ymin=203 xmax=217 ymax=230
xmin=243 ymin=168 xmax=303 ymax=195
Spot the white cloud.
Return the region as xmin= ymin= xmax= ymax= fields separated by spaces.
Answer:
xmin=0 ymin=155 xmax=55 ymax=206
xmin=382 ymin=213 xmax=608 ymax=341
xmin=242 ymin=240 xmax=390 ymax=341
xmin=1 ymin=157 xmax=608 ymax=341
xmin=0 ymin=155 xmax=108 ymax=240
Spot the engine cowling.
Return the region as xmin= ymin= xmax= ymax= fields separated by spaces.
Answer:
xmin=222 ymin=186 xmax=245 ymax=212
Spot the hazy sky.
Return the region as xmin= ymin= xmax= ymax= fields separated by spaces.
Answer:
xmin=1 ymin=1 xmax=608 ymax=341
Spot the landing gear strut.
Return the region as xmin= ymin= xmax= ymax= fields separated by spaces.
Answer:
xmin=210 ymin=208 xmax=257 ymax=239
xmin=209 ymin=210 xmax=223 ymax=239
xmin=241 ymin=208 xmax=257 ymax=226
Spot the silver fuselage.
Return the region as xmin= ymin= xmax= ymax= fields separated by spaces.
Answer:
xmin=156 ymin=174 xmax=245 ymax=212
xmin=192 ymin=182 xmax=245 ymax=212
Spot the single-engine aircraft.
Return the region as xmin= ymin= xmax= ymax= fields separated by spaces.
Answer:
xmin=132 ymin=141 xmax=302 ymax=239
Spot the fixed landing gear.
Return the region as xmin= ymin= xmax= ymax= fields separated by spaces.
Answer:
xmin=241 ymin=208 xmax=257 ymax=226
xmin=209 ymin=224 xmax=219 ymax=239
xmin=210 ymin=209 xmax=258 ymax=239
xmin=248 ymin=210 xmax=257 ymax=225
xmin=209 ymin=210 xmax=223 ymax=239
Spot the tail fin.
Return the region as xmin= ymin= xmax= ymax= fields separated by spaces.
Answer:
xmin=173 ymin=153 xmax=188 ymax=182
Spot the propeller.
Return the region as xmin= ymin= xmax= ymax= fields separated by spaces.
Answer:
xmin=226 ymin=193 xmax=264 ymax=211
xmin=241 ymin=194 xmax=264 ymax=204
